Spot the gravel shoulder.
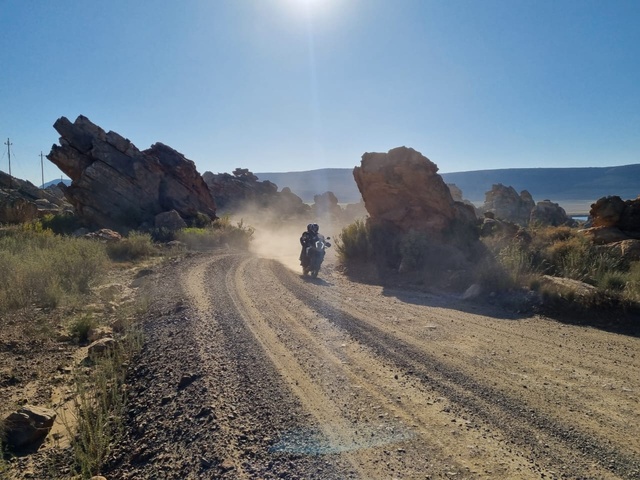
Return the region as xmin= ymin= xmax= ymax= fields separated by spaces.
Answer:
xmin=105 ymin=250 xmax=640 ymax=479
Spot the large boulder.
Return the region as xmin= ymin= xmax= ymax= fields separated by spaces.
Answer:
xmin=4 ymin=405 xmax=56 ymax=450
xmin=580 ymin=196 xmax=640 ymax=245
xmin=590 ymin=196 xmax=640 ymax=233
xmin=0 ymin=192 xmax=39 ymax=223
xmin=47 ymin=115 xmax=216 ymax=231
xmin=353 ymin=147 xmax=474 ymax=240
xmin=312 ymin=191 xmax=344 ymax=222
xmin=482 ymin=184 xmax=535 ymax=226
xmin=530 ymin=200 xmax=576 ymax=227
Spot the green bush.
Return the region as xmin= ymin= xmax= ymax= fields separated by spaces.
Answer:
xmin=598 ymin=272 xmax=627 ymax=292
xmin=69 ymin=314 xmax=97 ymax=344
xmin=335 ymin=219 xmax=372 ymax=264
xmin=40 ymin=213 xmax=83 ymax=235
xmin=106 ymin=232 xmax=157 ymax=261
xmin=336 ymin=219 xmax=371 ymax=263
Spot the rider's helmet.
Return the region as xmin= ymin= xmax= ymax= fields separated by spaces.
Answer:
xmin=307 ymin=223 xmax=314 ymax=233
xmin=311 ymin=223 xmax=319 ymax=234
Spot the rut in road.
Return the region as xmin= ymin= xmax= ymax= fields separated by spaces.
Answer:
xmin=265 ymin=258 xmax=639 ymax=479
xmin=186 ymin=252 xmax=640 ymax=479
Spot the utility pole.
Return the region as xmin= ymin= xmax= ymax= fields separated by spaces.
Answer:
xmin=40 ymin=151 xmax=45 ymax=188
xmin=4 ymin=138 xmax=12 ymax=189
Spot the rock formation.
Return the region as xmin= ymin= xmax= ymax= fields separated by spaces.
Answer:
xmin=582 ymin=195 xmax=640 ymax=244
xmin=0 ymin=171 xmax=73 ymax=223
xmin=47 ymin=115 xmax=216 ymax=231
xmin=312 ymin=191 xmax=344 ymax=222
xmin=203 ymin=168 xmax=310 ymax=218
xmin=343 ymin=199 xmax=368 ymax=222
xmin=448 ymin=183 xmax=480 ymax=218
xmin=482 ymin=184 xmax=535 ymax=226
xmin=353 ymin=147 xmax=477 ymax=240
xmin=530 ymin=200 xmax=575 ymax=227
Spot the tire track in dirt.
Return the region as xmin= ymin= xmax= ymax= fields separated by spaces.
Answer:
xmin=268 ymin=260 xmax=640 ymax=479
xmin=183 ymin=253 xmax=355 ymax=479
xmin=313 ymin=274 xmax=640 ymax=460
xmin=310 ymin=266 xmax=640 ymax=461
xmin=235 ymin=256 xmax=561 ymax=478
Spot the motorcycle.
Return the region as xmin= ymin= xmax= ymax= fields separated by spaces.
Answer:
xmin=302 ymin=235 xmax=331 ymax=278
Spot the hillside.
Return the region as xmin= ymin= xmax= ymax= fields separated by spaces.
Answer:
xmin=257 ymin=164 xmax=640 ymax=214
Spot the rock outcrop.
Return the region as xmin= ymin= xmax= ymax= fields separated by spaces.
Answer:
xmin=530 ymin=200 xmax=575 ymax=227
xmin=47 ymin=115 xmax=216 ymax=232
xmin=581 ymin=195 xmax=640 ymax=244
xmin=353 ymin=147 xmax=476 ymax=240
xmin=0 ymin=171 xmax=73 ymax=223
xmin=203 ymin=168 xmax=310 ymax=219
xmin=481 ymin=184 xmax=535 ymax=226
xmin=343 ymin=199 xmax=368 ymax=222
xmin=312 ymin=191 xmax=344 ymax=222
xmin=4 ymin=405 xmax=56 ymax=450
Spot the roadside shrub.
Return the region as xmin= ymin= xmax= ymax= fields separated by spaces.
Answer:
xmin=193 ymin=212 xmax=213 ymax=228
xmin=69 ymin=314 xmax=97 ymax=344
xmin=40 ymin=213 xmax=83 ymax=235
xmin=496 ymin=244 xmax=539 ymax=283
xmin=598 ymin=272 xmax=627 ymax=292
xmin=106 ymin=232 xmax=156 ymax=262
xmin=336 ymin=219 xmax=371 ymax=263
xmin=176 ymin=216 xmax=254 ymax=250
xmin=623 ymin=262 xmax=640 ymax=301
xmin=54 ymin=237 xmax=110 ymax=293
xmin=66 ymin=324 xmax=143 ymax=477
xmin=472 ymin=256 xmax=515 ymax=292
xmin=483 ymin=223 xmax=640 ymax=312
xmin=0 ymin=229 xmax=108 ymax=311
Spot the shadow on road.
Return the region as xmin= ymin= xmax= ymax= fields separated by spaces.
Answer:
xmin=339 ymin=260 xmax=640 ymax=336
xmin=300 ymin=275 xmax=334 ymax=287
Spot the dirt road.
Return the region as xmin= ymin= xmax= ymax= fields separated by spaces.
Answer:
xmin=106 ymin=250 xmax=640 ymax=479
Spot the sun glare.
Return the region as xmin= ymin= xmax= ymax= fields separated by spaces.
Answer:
xmin=284 ymin=0 xmax=335 ymax=17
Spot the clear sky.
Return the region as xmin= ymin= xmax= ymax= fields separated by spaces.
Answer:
xmin=1 ymin=0 xmax=639 ymax=187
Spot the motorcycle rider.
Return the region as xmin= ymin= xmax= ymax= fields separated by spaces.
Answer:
xmin=300 ymin=223 xmax=319 ymax=268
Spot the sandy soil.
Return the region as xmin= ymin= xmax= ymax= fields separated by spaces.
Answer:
xmin=102 ymin=248 xmax=640 ymax=479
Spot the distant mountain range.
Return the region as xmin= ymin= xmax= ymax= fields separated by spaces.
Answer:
xmin=257 ymin=164 xmax=640 ymax=215
xmin=42 ymin=178 xmax=71 ymax=188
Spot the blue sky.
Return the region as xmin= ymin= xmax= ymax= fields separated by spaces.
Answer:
xmin=1 ymin=0 xmax=639 ymax=186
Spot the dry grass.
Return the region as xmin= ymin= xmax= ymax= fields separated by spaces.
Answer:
xmin=63 ymin=323 xmax=143 ymax=477
xmin=0 ymin=226 xmax=108 ymax=311
xmin=176 ymin=215 xmax=255 ymax=251
xmin=0 ymin=223 xmax=155 ymax=478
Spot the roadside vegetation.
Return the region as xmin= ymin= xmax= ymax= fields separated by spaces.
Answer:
xmin=336 ymin=219 xmax=640 ymax=315
xmin=0 ymin=213 xmax=254 ymax=478
xmin=174 ymin=214 xmax=255 ymax=250
xmin=65 ymin=320 xmax=143 ymax=477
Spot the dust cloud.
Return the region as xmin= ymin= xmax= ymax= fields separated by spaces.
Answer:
xmin=227 ymin=206 xmax=343 ymax=273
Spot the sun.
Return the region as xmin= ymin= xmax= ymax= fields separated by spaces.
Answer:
xmin=286 ymin=0 xmax=331 ymax=14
